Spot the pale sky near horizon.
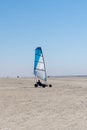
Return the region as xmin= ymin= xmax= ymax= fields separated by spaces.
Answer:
xmin=0 ymin=0 xmax=87 ymax=77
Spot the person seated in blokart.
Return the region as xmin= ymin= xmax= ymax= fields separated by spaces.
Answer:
xmin=37 ymin=80 xmax=42 ymax=86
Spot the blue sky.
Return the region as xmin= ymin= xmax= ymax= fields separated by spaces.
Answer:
xmin=0 ymin=0 xmax=87 ymax=77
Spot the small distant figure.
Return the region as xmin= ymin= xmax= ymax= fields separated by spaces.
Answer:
xmin=17 ymin=76 xmax=19 ymax=78
xmin=37 ymin=80 xmax=42 ymax=86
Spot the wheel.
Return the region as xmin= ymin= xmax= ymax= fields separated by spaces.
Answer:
xmin=34 ymin=84 xmax=38 ymax=87
xmin=42 ymin=84 xmax=46 ymax=88
xmin=49 ymin=84 xmax=52 ymax=87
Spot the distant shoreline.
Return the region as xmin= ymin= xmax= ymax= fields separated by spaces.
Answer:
xmin=48 ymin=75 xmax=87 ymax=78
xmin=0 ymin=75 xmax=87 ymax=78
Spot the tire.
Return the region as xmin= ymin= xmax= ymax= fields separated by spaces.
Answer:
xmin=34 ymin=84 xmax=38 ymax=87
xmin=42 ymin=84 xmax=46 ymax=88
xmin=49 ymin=84 xmax=52 ymax=87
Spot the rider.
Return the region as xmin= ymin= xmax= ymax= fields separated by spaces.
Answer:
xmin=37 ymin=80 xmax=42 ymax=86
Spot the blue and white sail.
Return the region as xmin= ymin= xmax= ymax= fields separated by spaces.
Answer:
xmin=34 ymin=47 xmax=47 ymax=81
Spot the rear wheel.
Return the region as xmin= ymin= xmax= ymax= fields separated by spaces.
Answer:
xmin=34 ymin=84 xmax=38 ymax=87
xmin=42 ymin=84 xmax=46 ymax=88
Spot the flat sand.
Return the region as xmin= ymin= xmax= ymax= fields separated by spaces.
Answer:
xmin=0 ymin=77 xmax=87 ymax=130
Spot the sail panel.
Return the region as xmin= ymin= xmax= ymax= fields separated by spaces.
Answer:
xmin=34 ymin=47 xmax=46 ymax=81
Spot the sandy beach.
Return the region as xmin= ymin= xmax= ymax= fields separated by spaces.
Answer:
xmin=0 ymin=77 xmax=87 ymax=130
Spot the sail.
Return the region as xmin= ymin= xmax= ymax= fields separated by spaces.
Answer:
xmin=34 ymin=47 xmax=47 ymax=81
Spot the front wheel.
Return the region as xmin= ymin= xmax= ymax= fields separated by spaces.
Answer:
xmin=49 ymin=84 xmax=52 ymax=87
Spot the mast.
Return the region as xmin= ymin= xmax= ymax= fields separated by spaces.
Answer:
xmin=42 ymin=49 xmax=47 ymax=84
